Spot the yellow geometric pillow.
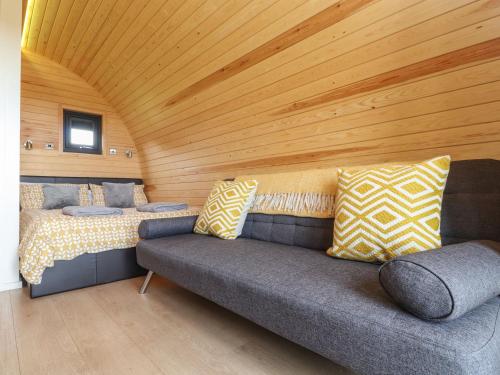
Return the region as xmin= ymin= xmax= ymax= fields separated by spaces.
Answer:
xmin=90 ymin=184 xmax=148 ymax=206
xmin=327 ymin=156 xmax=451 ymax=262
xmin=20 ymin=183 xmax=90 ymax=210
xmin=194 ymin=180 xmax=258 ymax=240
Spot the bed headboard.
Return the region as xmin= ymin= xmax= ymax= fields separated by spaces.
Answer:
xmin=20 ymin=176 xmax=143 ymax=185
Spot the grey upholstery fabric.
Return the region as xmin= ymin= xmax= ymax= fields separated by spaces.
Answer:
xmin=139 ymin=215 xmax=198 ymax=239
xmin=136 ymin=234 xmax=500 ymax=375
xmin=241 ymin=213 xmax=333 ymax=250
xmin=30 ymin=251 xmax=97 ymax=297
xmin=441 ymin=159 xmax=500 ymax=244
xmin=138 ymin=213 xmax=333 ymax=250
xmin=379 ymin=241 xmax=500 ymax=321
xmin=96 ymin=247 xmax=147 ymax=284
xmin=443 ymin=159 xmax=500 ymax=194
xmin=29 ymin=247 xmax=146 ymax=298
xmin=441 ymin=194 xmax=500 ymax=244
xmin=42 ymin=184 xmax=80 ymax=209
xmin=62 ymin=205 xmax=123 ymax=216
xmin=102 ymin=182 xmax=135 ymax=208
xmin=136 ymin=202 xmax=188 ymax=212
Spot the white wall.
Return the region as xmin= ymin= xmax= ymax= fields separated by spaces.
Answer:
xmin=0 ymin=0 xmax=22 ymax=292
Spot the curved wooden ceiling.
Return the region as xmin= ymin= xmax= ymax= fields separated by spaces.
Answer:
xmin=21 ymin=0 xmax=349 ymax=130
xmin=21 ymin=0 xmax=500 ymax=205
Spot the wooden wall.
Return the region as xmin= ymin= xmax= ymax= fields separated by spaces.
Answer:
xmin=20 ymin=0 xmax=500 ymax=205
xmin=20 ymin=51 xmax=141 ymax=178
xmin=132 ymin=0 xmax=500 ymax=206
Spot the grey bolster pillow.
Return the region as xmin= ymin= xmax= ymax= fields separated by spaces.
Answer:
xmin=379 ymin=241 xmax=500 ymax=321
xmin=139 ymin=216 xmax=198 ymax=239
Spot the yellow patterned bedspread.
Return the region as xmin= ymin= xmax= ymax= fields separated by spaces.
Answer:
xmin=19 ymin=208 xmax=199 ymax=284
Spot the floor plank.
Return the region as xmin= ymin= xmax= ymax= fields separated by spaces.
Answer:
xmin=9 ymin=288 xmax=89 ymax=375
xmin=5 ymin=278 xmax=352 ymax=374
xmin=0 ymin=292 xmax=20 ymax=375
xmin=52 ymin=288 xmax=163 ymax=375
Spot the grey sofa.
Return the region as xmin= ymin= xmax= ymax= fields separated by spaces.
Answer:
xmin=136 ymin=160 xmax=500 ymax=375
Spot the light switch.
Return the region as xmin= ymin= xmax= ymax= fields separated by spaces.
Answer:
xmin=109 ymin=148 xmax=117 ymax=155
xmin=45 ymin=143 xmax=55 ymax=150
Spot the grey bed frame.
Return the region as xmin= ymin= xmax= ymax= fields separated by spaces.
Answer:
xmin=20 ymin=176 xmax=147 ymax=298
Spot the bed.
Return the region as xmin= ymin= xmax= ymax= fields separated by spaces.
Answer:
xmin=19 ymin=176 xmax=198 ymax=297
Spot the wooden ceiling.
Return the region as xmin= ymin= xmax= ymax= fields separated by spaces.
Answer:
xmin=22 ymin=0 xmax=191 ymax=105
xmin=21 ymin=0 xmax=355 ymax=140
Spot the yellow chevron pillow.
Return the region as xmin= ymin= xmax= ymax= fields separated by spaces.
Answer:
xmin=327 ymin=156 xmax=451 ymax=262
xmin=194 ymin=180 xmax=258 ymax=240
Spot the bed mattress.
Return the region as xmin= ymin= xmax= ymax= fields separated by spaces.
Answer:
xmin=19 ymin=207 xmax=199 ymax=284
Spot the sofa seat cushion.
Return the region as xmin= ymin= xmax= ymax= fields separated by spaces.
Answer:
xmin=137 ymin=234 xmax=500 ymax=375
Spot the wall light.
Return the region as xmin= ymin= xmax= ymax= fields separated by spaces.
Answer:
xmin=125 ymin=149 xmax=133 ymax=158
xmin=21 ymin=0 xmax=35 ymax=48
xmin=23 ymin=139 xmax=33 ymax=150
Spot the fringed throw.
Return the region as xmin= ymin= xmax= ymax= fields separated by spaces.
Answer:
xmin=236 ymin=168 xmax=338 ymax=218
xmin=252 ymin=192 xmax=335 ymax=217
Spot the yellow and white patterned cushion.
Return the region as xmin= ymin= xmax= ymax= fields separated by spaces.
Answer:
xmin=327 ymin=156 xmax=451 ymax=262
xmin=194 ymin=180 xmax=258 ymax=240
xmin=90 ymin=184 xmax=148 ymax=206
xmin=134 ymin=185 xmax=148 ymax=206
xmin=20 ymin=183 xmax=90 ymax=209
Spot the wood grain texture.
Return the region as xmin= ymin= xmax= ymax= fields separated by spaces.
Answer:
xmin=21 ymin=51 xmax=141 ymax=178
xmin=275 ymin=37 xmax=500 ymax=115
xmin=163 ymin=0 xmax=374 ymax=107
xmin=21 ymin=0 xmax=500 ymax=205
xmin=3 ymin=279 xmax=352 ymax=375
xmin=0 ymin=293 xmax=20 ymax=375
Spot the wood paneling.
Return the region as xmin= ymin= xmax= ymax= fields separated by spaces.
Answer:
xmin=21 ymin=0 xmax=500 ymax=205
xmin=20 ymin=51 xmax=141 ymax=178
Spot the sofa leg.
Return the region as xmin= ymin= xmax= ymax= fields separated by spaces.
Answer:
xmin=139 ymin=270 xmax=154 ymax=294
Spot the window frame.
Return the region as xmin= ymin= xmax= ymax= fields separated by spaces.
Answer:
xmin=62 ymin=109 xmax=103 ymax=155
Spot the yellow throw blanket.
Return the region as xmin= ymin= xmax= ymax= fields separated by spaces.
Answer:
xmin=236 ymin=162 xmax=411 ymax=218
xmin=236 ymin=169 xmax=338 ymax=218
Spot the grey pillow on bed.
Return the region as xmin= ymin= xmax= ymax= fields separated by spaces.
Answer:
xmin=379 ymin=240 xmax=500 ymax=321
xmin=102 ymin=182 xmax=135 ymax=208
xmin=42 ymin=185 xmax=80 ymax=209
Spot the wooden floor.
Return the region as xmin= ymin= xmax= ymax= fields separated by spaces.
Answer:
xmin=1 ymin=277 xmax=352 ymax=375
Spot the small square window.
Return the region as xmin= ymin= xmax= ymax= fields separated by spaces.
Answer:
xmin=63 ymin=109 xmax=102 ymax=154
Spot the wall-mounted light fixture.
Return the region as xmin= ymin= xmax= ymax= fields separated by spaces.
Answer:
xmin=23 ymin=139 xmax=33 ymax=150
xmin=125 ymin=149 xmax=133 ymax=158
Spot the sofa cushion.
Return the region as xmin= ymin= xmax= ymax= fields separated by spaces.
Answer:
xmin=137 ymin=234 xmax=500 ymax=375
xmin=328 ymin=156 xmax=451 ymax=262
xmin=379 ymin=241 xmax=500 ymax=321
xmin=194 ymin=180 xmax=258 ymax=239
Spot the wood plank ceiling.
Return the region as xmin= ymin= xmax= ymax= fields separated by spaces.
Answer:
xmin=22 ymin=0 xmax=500 ymax=205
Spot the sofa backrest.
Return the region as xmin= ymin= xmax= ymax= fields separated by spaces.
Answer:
xmin=241 ymin=159 xmax=500 ymax=250
xmin=241 ymin=214 xmax=333 ymax=250
xmin=441 ymin=159 xmax=500 ymax=245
